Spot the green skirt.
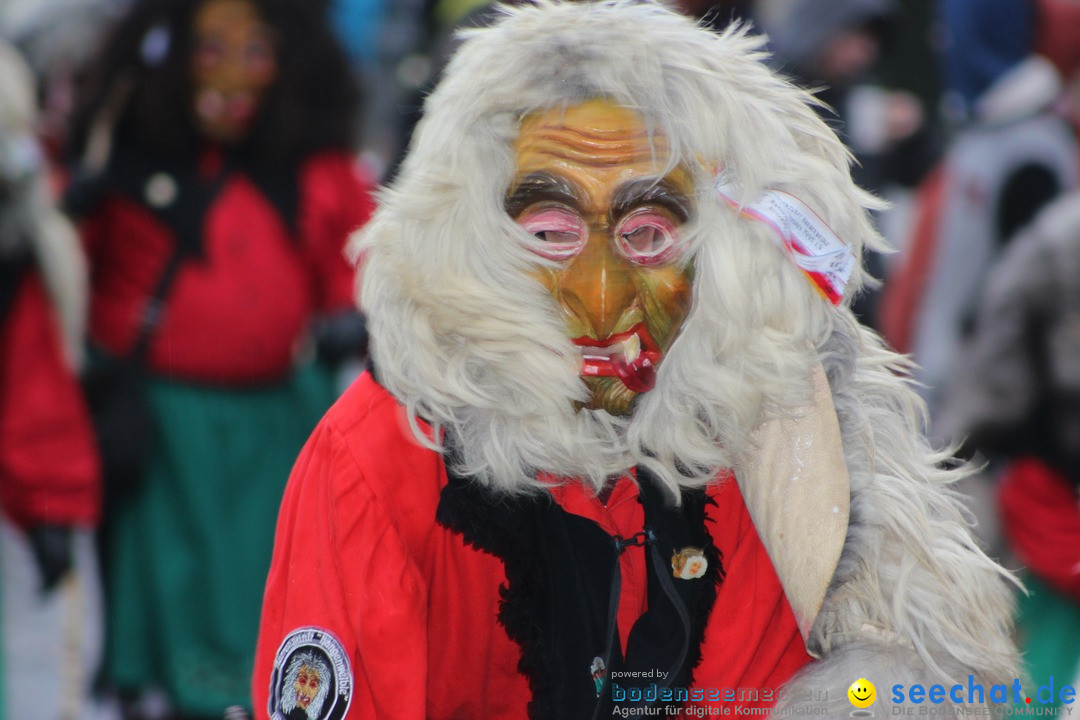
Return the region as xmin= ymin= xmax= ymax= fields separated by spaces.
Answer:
xmin=104 ymin=364 xmax=338 ymax=716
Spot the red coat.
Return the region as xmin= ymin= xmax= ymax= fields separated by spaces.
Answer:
xmin=81 ymin=151 xmax=374 ymax=384
xmin=0 ymin=270 xmax=100 ymax=528
xmin=253 ymin=373 xmax=813 ymax=719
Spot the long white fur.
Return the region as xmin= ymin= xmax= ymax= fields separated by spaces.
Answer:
xmin=352 ymin=0 xmax=1018 ymax=701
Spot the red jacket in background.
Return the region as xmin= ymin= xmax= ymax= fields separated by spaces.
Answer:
xmin=0 ymin=270 xmax=100 ymax=528
xmin=81 ymin=151 xmax=374 ymax=385
xmin=999 ymin=458 xmax=1080 ymax=603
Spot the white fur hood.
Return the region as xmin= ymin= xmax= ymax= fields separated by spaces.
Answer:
xmin=352 ymin=1 xmax=1019 ymax=709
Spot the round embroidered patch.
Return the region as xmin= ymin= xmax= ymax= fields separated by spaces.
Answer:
xmin=269 ymin=627 xmax=352 ymax=720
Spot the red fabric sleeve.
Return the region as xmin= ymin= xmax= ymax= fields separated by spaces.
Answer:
xmin=253 ymin=419 xmax=430 ymax=720
xmin=0 ymin=271 xmax=101 ymax=528
xmin=299 ymin=154 xmax=377 ymax=313
xmin=998 ymin=457 xmax=1080 ymax=602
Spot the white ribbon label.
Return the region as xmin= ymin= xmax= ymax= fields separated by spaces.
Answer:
xmin=715 ymin=176 xmax=855 ymax=304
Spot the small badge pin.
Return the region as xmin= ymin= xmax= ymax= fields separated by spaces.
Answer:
xmin=144 ymin=172 xmax=178 ymax=209
xmin=671 ymin=547 xmax=707 ymax=580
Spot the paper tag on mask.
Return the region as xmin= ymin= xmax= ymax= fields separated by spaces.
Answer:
xmin=715 ymin=175 xmax=855 ymax=304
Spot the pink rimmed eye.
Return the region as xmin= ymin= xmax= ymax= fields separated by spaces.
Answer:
xmin=615 ymin=211 xmax=680 ymax=265
xmin=517 ymin=208 xmax=587 ymax=260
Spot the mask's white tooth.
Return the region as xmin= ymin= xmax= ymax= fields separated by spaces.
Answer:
xmin=623 ymin=334 xmax=641 ymax=363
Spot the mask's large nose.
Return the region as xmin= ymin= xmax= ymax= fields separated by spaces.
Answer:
xmin=557 ymin=229 xmax=636 ymax=339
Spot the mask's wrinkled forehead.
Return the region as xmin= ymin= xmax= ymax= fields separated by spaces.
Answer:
xmin=507 ymin=100 xmax=689 ymax=201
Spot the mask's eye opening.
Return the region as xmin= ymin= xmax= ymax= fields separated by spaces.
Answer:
xmin=615 ymin=210 xmax=680 ymax=265
xmin=517 ymin=207 xmax=588 ymax=261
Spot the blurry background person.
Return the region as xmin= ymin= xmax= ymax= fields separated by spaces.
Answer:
xmin=879 ymin=0 xmax=1079 ymax=421
xmin=756 ymin=0 xmax=940 ymax=330
xmin=63 ymin=0 xmax=374 ymax=717
xmin=931 ymin=4 xmax=1080 ymax=702
xmin=936 ymin=185 xmax=1080 ymax=708
xmin=0 ymin=39 xmax=108 ymax=720
xmin=757 ymin=0 xmax=931 ymax=192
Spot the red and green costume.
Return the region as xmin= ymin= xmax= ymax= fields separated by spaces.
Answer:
xmin=81 ymin=143 xmax=374 ymax=715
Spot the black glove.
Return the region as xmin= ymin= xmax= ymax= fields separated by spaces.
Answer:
xmin=27 ymin=524 xmax=74 ymax=593
xmin=313 ymin=309 xmax=368 ymax=368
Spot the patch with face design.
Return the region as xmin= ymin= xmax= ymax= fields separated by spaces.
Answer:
xmin=507 ymin=98 xmax=695 ymax=417
xmin=269 ymin=627 xmax=351 ymax=720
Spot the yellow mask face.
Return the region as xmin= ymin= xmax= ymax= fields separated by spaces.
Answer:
xmin=507 ymin=98 xmax=695 ymax=416
xmin=190 ymin=0 xmax=277 ymax=143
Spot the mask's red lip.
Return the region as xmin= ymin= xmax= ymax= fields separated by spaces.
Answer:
xmin=572 ymin=323 xmax=661 ymax=393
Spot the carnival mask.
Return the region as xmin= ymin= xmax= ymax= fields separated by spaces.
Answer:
xmin=191 ymin=0 xmax=277 ymax=143
xmin=508 ymin=98 xmax=695 ymax=416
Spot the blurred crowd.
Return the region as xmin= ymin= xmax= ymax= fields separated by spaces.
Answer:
xmin=0 ymin=0 xmax=1077 ymax=719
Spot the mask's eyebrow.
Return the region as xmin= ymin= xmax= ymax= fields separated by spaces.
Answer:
xmin=611 ymin=177 xmax=693 ymax=223
xmin=505 ymin=172 xmax=582 ymax=218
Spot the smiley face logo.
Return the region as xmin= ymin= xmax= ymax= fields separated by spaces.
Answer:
xmin=848 ymin=678 xmax=877 ymax=709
